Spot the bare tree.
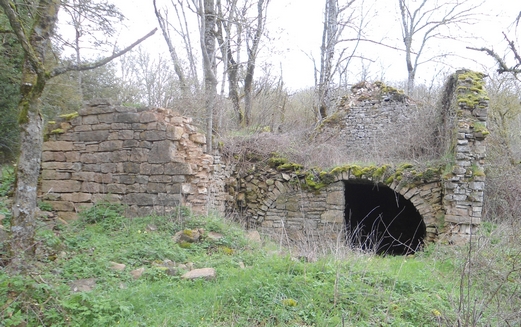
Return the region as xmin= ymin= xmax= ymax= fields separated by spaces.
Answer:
xmin=153 ymin=0 xmax=188 ymax=94
xmin=215 ymin=0 xmax=242 ymax=124
xmin=59 ymin=0 xmax=124 ymax=100
xmin=0 ymin=0 xmax=156 ymax=271
xmin=316 ymin=0 xmax=356 ymax=121
xmin=243 ymin=0 xmax=269 ymax=126
xmin=468 ymin=32 xmax=521 ymax=78
xmin=398 ymin=0 xmax=483 ymax=94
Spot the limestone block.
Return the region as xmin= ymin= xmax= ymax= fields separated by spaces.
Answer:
xmin=140 ymin=130 xmax=166 ymax=141
xmin=41 ymin=180 xmax=81 ymax=193
xmin=58 ymin=211 xmax=78 ymax=221
xmin=326 ymin=191 xmax=344 ymax=205
xmin=43 ymin=141 xmax=74 ymax=151
xmin=181 ymin=268 xmax=216 ymax=280
xmin=114 ymin=112 xmax=140 ymax=123
xmin=78 ymin=130 xmax=109 ymax=142
xmin=321 ymin=210 xmax=344 ymax=223
xmin=71 ymin=172 xmax=96 ymax=181
xmin=148 ymin=140 xmax=176 ymax=164
xmin=190 ymin=133 xmax=206 ymax=144
xmin=81 ymin=182 xmax=102 ymax=193
xmin=99 ymin=140 xmax=123 ymax=151
xmin=49 ymin=201 xmax=75 ymax=211
xmin=164 ymin=162 xmax=192 ymax=175
xmin=65 ymin=151 xmax=80 ymax=162
xmin=140 ymin=111 xmax=157 ymax=123
xmin=61 ymin=193 xmax=92 ymax=203
xmin=107 ymin=183 xmax=126 ymax=194
xmin=124 ymin=193 xmax=158 ymax=206
xmin=110 ymin=150 xmax=130 ymax=162
xmin=123 ymin=162 xmax=141 ymax=174
xmin=41 ymin=170 xmax=71 ymax=180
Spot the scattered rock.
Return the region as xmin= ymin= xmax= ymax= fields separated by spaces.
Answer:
xmin=0 ymin=213 xmax=5 ymax=222
xmin=206 ymin=231 xmax=223 ymax=242
xmin=146 ymin=224 xmax=158 ymax=232
xmin=173 ymin=229 xmax=202 ymax=243
xmin=239 ymin=262 xmax=245 ymax=269
xmin=131 ymin=267 xmax=145 ymax=279
xmin=246 ymin=230 xmax=261 ymax=243
xmin=70 ymin=278 xmax=97 ymax=292
xmin=109 ymin=262 xmax=126 ymax=271
xmin=181 ymin=268 xmax=216 ymax=280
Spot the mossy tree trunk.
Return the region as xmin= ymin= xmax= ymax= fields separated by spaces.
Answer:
xmin=0 ymin=0 xmax=60 ymax=272
xmin=0 ymin=0 xmax=156 ymax=272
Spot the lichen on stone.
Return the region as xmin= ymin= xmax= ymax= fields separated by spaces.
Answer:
xmin=59 ymin=112 xmax=79 ymax=120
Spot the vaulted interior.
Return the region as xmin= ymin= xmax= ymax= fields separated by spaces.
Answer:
xmin=344 ymin=180 xmax=426 ymax=255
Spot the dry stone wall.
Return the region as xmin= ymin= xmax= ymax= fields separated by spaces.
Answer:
xmin=40 ymin=100 xmax=226 ymax=220
xmin=228 ymin=165 xmax=443 ymax=244
xmin=226 ymin=71 xmax=488 ymax=245
xmin=440 ymin=70 xmax=488 ymax=243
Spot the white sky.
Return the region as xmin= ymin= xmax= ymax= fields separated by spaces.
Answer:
xmin=66 ymin=0 xmax=520 ymax=90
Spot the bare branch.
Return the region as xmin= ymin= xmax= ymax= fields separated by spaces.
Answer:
xmin=50 ymin=28 xmax=157 ymax=77
xmin=467 ymin=45 xmax=521 ymax=75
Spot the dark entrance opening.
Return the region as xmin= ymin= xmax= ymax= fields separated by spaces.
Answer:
xmin=344 ymin=180 xmax=426 ymax=255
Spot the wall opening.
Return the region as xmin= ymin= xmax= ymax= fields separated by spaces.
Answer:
xmin=344 ymin=180 xmax=426 ymax=255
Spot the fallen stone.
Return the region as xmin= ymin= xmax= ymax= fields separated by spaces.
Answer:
xmin=130 ymin=267 xmax=145 ymax=279
xmin=70 ymin=278 xmax=97 ymax=292
xmin=109 ymin=262 xmax=126 ymax=271
xmin=146 ymin=224 xmax=158 ymax=232
xmin=206 ymin=231 xmax=224 ymax=242
xmin=181 ymin=268 xmax=216 ymax=280
xmin=173 ymin=229 xmax=202 ymax=243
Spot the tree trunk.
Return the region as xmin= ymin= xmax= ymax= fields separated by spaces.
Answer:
xmin=0 ymin=0 xmax=61 ymax=271
xmin=200 ymin=0 xmax=218 ymax=153
xmin=244 ymin=0 xmax=266 ymax=126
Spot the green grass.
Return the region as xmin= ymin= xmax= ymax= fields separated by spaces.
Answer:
xmin=1 ymin=200 xmax=520 ymax=326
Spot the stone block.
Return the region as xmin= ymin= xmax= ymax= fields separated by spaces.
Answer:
xmin=81 ymin=182 xmax=102 ymax=193
xmin=71 ymin=172 xmax=96 ymax=181
xmin=130 ymin=148 xmax=149 ymax=162
xmin=42 ymin=151 xmax=65 ymax=162
xmin=41 ymin=180 xmax=81 ymax=193
xmin=43 ymin=141 xmax=73 ymax=151
xmin=326 ymin=191 xmax=343 ymax=205
xmin=164 ymin=162 xmax=192 ymax=175
xmin=167 ymin=126 xmax=184 ymax=140
xmin=78 ymin=130 xmax=109 ymax=142
xmin=114 ymin=112 xmax=140 ymax=123
xmin=147 ymin=182 xmax=167 ymax=193
xmin=190 ymin=133 xmax=206 ymax=144
xmin=58 ymin=211 xmax=78 ymax=221
xmin=49 ymin=201 xmax=75 ymax=211
xmin=61 ymin=193 xmax=92 ymax=202
xmin=140 ymin=111 xmax=157 ymax=123
xmin=124 ymin=193 xmax=157 ymax=206
xmin=148 ymin=140 xmax=176 ymax=164
xmin=140 ymin=130 xmax=166 ymax=141
xmin=99 ymin=140 xmax=123 ymax=151
xmin=110 ymin=150 xmax=130 ymax=162
xmin=82 ymin=115 xmax=99 ymax=124
xmin=107 ymin=183 xmax=126 ymax=194
xmin=140 ymin=163 xmax=164 ymax=175
xmin=65 ymin=151 xmax=80 ymax=162
xmin=321 ymin=210 xmax=344 ymax=223
xmin=41 ymin=170 xmax=71 ymax=180
xmin=123 ymin=162 xmax=141 ymax=174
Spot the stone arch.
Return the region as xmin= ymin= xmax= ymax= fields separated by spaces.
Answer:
xmin=343 ymin=179 xmax=426 ymax=255
xmin=327 ymin=173 xmax=440 ymax=252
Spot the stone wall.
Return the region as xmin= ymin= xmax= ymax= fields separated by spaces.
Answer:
xmin=440 ymin=70 xmax=488 ymax=243
xmin=228 ymin=164 xmax=443 ymax=244
xmin=40 ymin=100 xmax=226 ymax=220
xmin=226 ymin=71 xmax=488 ymax=245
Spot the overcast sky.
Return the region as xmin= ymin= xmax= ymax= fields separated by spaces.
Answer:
xmin=69 ymin=0 xmax=520 ymax=90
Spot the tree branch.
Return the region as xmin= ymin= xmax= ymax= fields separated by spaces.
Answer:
xmin=466 ymin=46 xmax=521 ymax=75
xmin=50 ymin=28 xmax=157 ymax=77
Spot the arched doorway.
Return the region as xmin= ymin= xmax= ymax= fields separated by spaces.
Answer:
xmin=344 ymin=180 xmax=426 ymax=255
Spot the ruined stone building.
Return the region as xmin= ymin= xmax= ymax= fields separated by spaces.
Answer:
xmin=39 ymin=70 xmax=488 ymax=254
